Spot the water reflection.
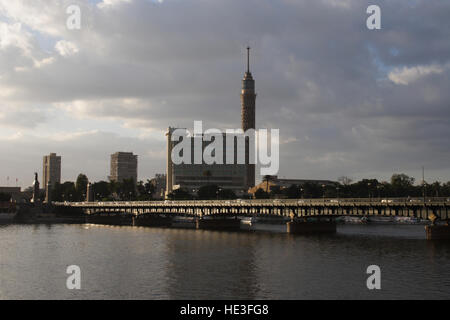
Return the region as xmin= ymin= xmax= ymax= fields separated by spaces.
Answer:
xmin=0 ymin=224 xmax=449 ymax=299
xmin=164 ymin=229 xmax=261 ymax=299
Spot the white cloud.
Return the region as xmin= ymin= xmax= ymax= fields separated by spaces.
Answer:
xmin=55 ymin=40 xmax=79 ymax=56
xmin=97 ymin=0 xmax=133 ymax=9
xmin=388 ymin=64 xmax=447 ymax=85
xmin=0 ymin=22 xmax=32 ymax=54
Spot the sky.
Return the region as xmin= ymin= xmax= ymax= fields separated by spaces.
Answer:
xmin=0 ymin=0 xmax=449 ymax=188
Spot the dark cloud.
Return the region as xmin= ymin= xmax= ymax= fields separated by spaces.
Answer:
xmin=1 ymin=0 xmax=450 ymax=186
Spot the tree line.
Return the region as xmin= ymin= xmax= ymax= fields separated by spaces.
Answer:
xmin=12 ymin=172 xmax=450 ymax=203
xmin=253 ymin=174 xmax=450 ymax=199
xmin=50 ymin=174 xmax=156 ymax=202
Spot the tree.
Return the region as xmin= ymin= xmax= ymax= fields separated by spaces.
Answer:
xmin=198 ymin=185 xmax=219 ymax=200
xmin=137 ymin=180 xmax=155 ymax=200
xmin=254 ymin=188 xmax=269 ymax=199
xmin=92 ymin=181 xmax=111 ymax=200
xmin=167 ymin=188 xmax=192 ymax=200
xmin=262 ymin=175 xmax=273 ymax=193
xmin=442 ymin=182 xmax=450 ymax=197
xmin=338 ymin=176 xmax=353 ymax=186
xmin=144 ymin=179 xmax=155 ymax=197
xmin=75 ymin=174 xmax=89 ymax=200
xmin=219 ymin=188 xmax=237 ymax=200
xmin=284 ymin=184 xmax=301 ymax=199
xmin=430 ymin=181 xmax=441 ymax=197
xmin=391 ymin=174 xmax=415 ymax=197
xmin=51 ymin=181 xmax=77 ymax=202
xmin=121 ymin=178 xmax=137 ymax=200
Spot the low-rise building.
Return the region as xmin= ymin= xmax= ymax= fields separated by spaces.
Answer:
xmin=248 ymin=176 xmax=336 ymax=196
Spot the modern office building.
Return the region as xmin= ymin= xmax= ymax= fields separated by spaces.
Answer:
xmin=109 ymin=152 xmax=138 ymax=183
xmin=165 ymin=129 xmax=248 ymax=196
xmin=43 ymin=153 xmax=61 ymax=188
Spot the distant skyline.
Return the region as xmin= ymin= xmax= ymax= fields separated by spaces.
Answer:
xmin=1 ymin=0 xmax=450 ymax=188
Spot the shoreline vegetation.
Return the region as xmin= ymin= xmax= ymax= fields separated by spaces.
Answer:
xmin=7 ymin=173 xmax=450 ymax=203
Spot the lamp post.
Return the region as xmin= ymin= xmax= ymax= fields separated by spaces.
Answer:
xmin=336 ymin=186 xmax=340 ymax=201
xmin=422 ymin=166 xmax=426 ymax=203
xmin=322 ymin=184 xmax=326 ymax=205
xmin=367 ymin=183 xmax=372 ymax=203
xmin=192 ymin=189 xmax=197 ymax=216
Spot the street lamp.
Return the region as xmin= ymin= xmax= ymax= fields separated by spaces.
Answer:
xmin=336 ymin=186 xmax=340 ymax=201
xmin=367 ymin=183 xmax=372 ymax=203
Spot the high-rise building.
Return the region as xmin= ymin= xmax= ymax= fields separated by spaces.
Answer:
xmin=109 ymin=152 xmax=138 ymax=183
xmin=43 ymin=153 xmax=61 ymax=188
xmin=241 ymin=47 xmax=256 ymax=189
xmin=165 ymin=128 xmax=247 ymax=197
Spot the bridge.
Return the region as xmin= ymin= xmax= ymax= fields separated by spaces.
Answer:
xmin=53 ymin=197 xmax=450 ymax=240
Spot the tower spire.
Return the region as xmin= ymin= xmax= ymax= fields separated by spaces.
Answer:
xmin=247 ymin=46 xmax=250 ymax=73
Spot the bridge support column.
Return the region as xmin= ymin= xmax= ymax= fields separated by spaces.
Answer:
xmin=196 ymin=217 xmax=240 ymax=231
xmin=287 ymin=219 xmax=336 ymax=235
xmin=425 ymin=223 xmax=450 ymax=240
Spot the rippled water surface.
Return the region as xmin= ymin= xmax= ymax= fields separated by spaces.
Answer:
xmin=0 ymin=223 xmax=449 ymax=299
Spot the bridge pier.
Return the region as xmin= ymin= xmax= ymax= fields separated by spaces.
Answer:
xmin=425 ymin=223 xmax=450 ymax=240
xmin=196 ymin=217 xmax=241 ymax=231
xmin=287 ymin=219 xmax=336 ymax=235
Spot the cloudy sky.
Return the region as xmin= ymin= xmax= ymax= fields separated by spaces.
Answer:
xmin=0 ymin=0 xmax=449 ymax=188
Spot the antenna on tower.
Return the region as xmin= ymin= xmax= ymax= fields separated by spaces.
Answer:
xmin=246 ymin=46 xmax=251 ymax=73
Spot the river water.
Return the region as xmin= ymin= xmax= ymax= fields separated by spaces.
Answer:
xmin=0 ymin=223 xmax=449 ymax=300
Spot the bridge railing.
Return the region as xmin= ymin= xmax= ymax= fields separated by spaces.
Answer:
xmin=53 ymin=197 xmax=450 ymax=207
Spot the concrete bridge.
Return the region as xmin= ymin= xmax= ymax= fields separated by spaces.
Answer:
xmin=53 ymin=197 xmax=450 ymax=239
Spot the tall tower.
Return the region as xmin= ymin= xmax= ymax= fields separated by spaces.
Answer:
xmin=241 ymin=47 xmax=256 ymax=189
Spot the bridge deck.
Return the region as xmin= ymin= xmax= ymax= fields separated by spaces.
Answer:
xmin=54 ymin=197 xmax=450 ymax=221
